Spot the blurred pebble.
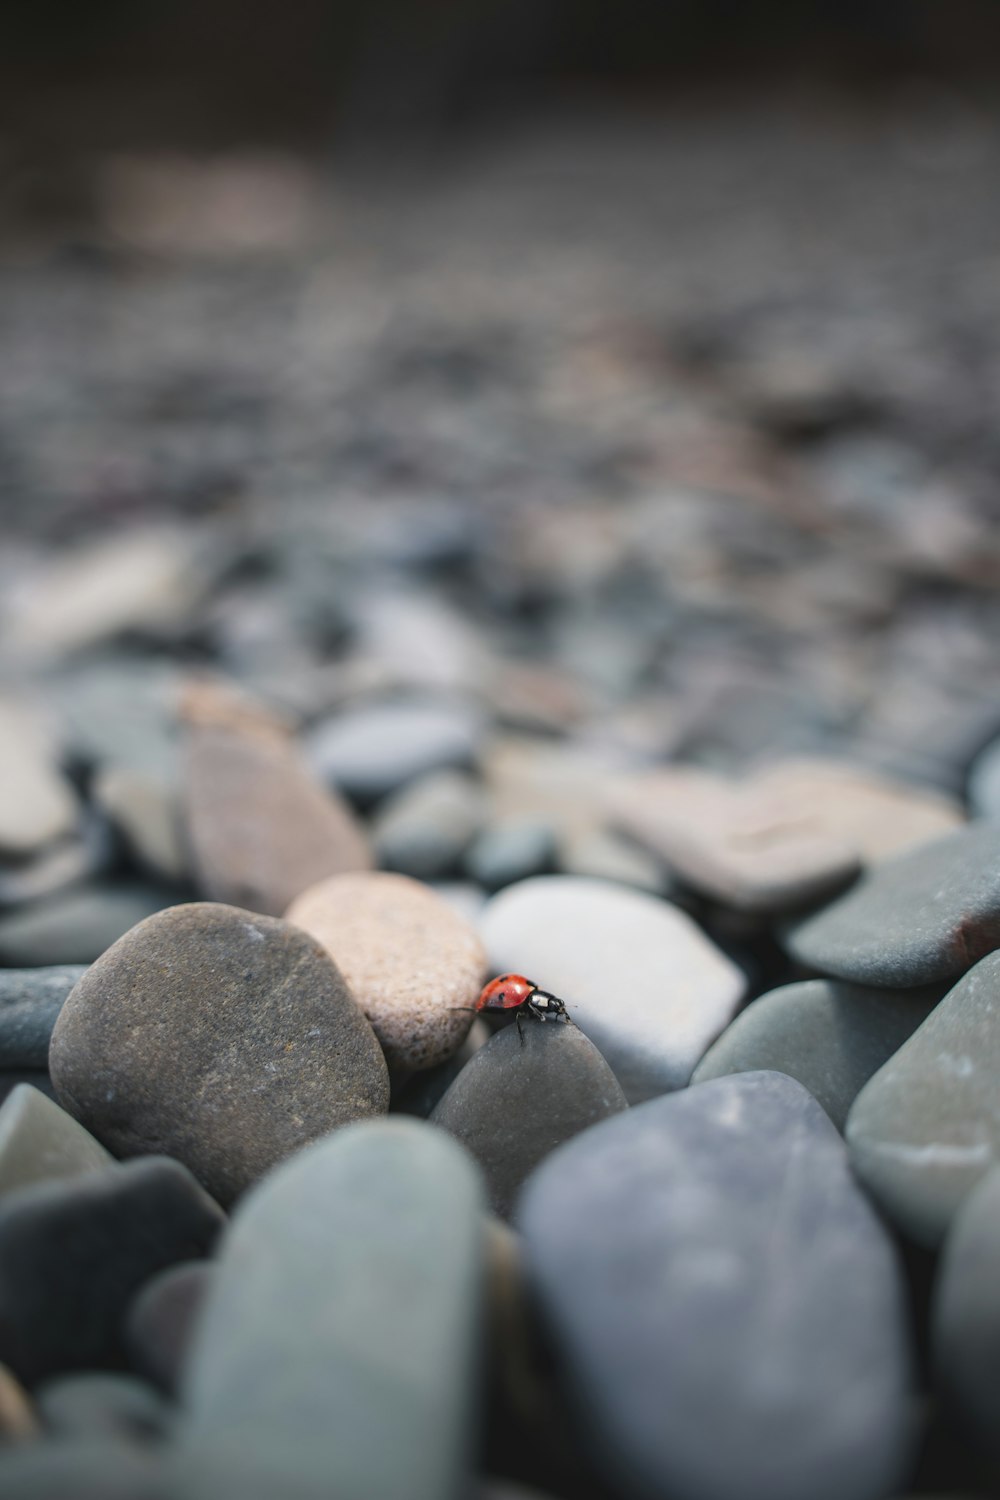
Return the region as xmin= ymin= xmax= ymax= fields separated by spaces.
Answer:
xmin=0 ymin=1085 xmax=111 ymax=1198
xmin=93 ymin=767 xmax=188 ymax=886
xmin=933 ymin=1166 xmax=1000 ymax=1460
xmin=466 ymin=819 xmax=558 ymax=891
xmin=0 ymin=883 xmax=178 ymax=967
xmin=36 ymin=1372 xmax=169 ymax=1442
xmin=557 ymin=826 xmax=667 ymax=894
xmin=305 ymin=700 xmax=485 ymax=808
xmin=373 ymin=769 xmax=486 ymax=881
xmin=0 ymin=1364 xmax=38 ymax=1440
xmin=125 ymin=1262 xmax=215 ymax=1396
xmin=0 ymin=967 xmax=86 ymax=1070
xmin=0 ymin=703 xmax=77 ymax=860
xmin=967 ymin=734 xmax=1000 ymax=819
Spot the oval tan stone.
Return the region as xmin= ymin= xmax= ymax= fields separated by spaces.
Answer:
xmin=287 ymin=873 xmax=486 ymax=1072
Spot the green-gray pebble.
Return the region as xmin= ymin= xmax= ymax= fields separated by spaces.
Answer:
xmin=0 ymin=1085 xmax=112 ymax=1197
xmin=933 ymin=1167 xmax=1000 ymax=1459
xmin=846 ymin=951 xmax=1000 ymax=1248
xmin=692 ymin=979 xmax=941 ymax=1130
xmin=784 ymin=824 xmax=1000 ymax=987
xmin=180 ymin=1120 xmax=484 ymax=1500
xmin=0 ymin=967 xmax=86 ymax=1068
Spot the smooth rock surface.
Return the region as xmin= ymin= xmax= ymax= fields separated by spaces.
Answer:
xmin=181 ymin=681 xmax=372 ymax=916
xmin=613 ymin=757 xmax=963 ymax=914
xmin=287 ymin=872 xmax=485 ymax=1072
xmin=933 ymin=1166 xmax=1000 ymax=1458
xmin=518 ymin=1072 xmax=913 ymax=1500
xmin=0 ymin=883 xmax=176 ymax=968
xmin=180 ymin=1120 xmax=483 ymax=1500
xmin=558 ymin=826 xmax=667 ymax=895
xmin=373 ymin=769 xmax=485 ymax=881
xmin=431 ymin=1020 xmax=627 ymax=1216
xmin=0 ymin=966 xmax=86 ymax=1069
xmin=967 ymin=735 xmax=1000 ymax=819
xmin=306 ymin=700 xmax=484 ymax=807
xmin=50 ymin=902 xmax=389 ymax=1204
xmin=846 ymin=951 xmax=1000 ymax=1248
xmin=692 ymin=978 xmax=941 ymax=1130
xmin=0 ymin=1157 xmax=223 ymax=1385
xmin=785 ymin=823 xmax=1000 ymax=987
xmin=125 ymin=1262 xmax=214 ymax=1396
xmin=94 ymin=766 xmax=188 ymax=885
xmin=480 ymin=876 xmax=746 ymax=1102
xmin=0 ymin=1440 xmax=163 ymax=1497
xmin=0 ymin=1085 xmax=112 ymax=1196
xmin=465 ymin=819 xmax=558 ymax=892
xmin=36 ymin=1372 xmax=168 ymax=1441
xmin=0 ymin=703 xmax=78 ymax=859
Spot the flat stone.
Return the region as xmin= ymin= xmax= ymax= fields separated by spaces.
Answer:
xmin=306 ymin=700 xmax=485 ymax=807
xmin=0 ymin=1441 xmax=163 ymax=1497
xmin=0 ymin=966 xmax=86 ymax=1068
xmin=785 ymin=824 xmax=1000 ymax=988
xmin=846 ymin=951 xmax=1000 ymax=1248
xmin=465 ymin=819 xmax=558 ymax=892
xmin=692 ymin=979 xmax=942 ymax=1130
xmin=480 ymin=876 xmax=746 ymax=1102
xmin=613 ymin=757 xmax=963 ymax=914
xmin=0 ymin=883 xmax=176 ymax=967
xmin=50 ymin=902 xmax=389 ymax=1204
xmin=558 ymin=826 xmax=667 ymax=895
xmin=0 ymin=703 xmax=78 ymax=859
xmin=180 ymin=681 xmax=372 ymax=916
xmin=373 ymin=769 xmax=486 ymax=881
xmin=0 ymin=1363 xmax=38 ymax=1439
xmin=932 ymin=1166 xmax=1000 ymax=1459
xmin=0 ymin=826 xmax=111 ymax=908
xmin=180 ymin=1120 xmax=483 ymax=1500
xmin=517 ymin=1072 xmax=914 ymax=1500
xmin=0 ymin=1156 xmax=223 ymax=1385
xmin=0 ymin=1085 xmax=112 ymax=1196
xmin=124 ymin=1261 xmax=214 ymax=1396
xmin=94 ymin=766 xmax=188 ymax=885
xmin=286 ymin=873 xmax=485 ymax=1073
xmin=36 ymin=1372 xmax=168 ymax=1441
xmin=967 ymin=734 xmax=1000 ymax=818
xmin=431 ymin=1020 xmax=627 ymax=1217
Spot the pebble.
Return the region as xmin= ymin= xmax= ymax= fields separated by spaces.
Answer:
xmin=286 ymin=872 xmax=485 ymax=1073
xmin=0 ymin=883 xmax=176 ymax=968
xmin=0 ymin=1363 xmax=38 ymax=1439
xmin=431 ymin=1019 xmax=627 ymax=1217
xmin=306 ymin=700 xmax=485 ymax=807
xmin=0 ymin=1156 xmax=223 ymax=1385
xmin=36 ymin=1371 xmax=169 ymax=1441
xmin=480 ymin=876 xmax=746 ymax=1101
xmin=50 ymin=902 xmax=389 ymax=1204
xmin=93 ymin=766 xmax=188 ymax=885
xmin=557 ymin=826 xmax=667 ymax=895
xmin=0 ymin=1073 xmax=54 ymax=1107
xmin=179 ymin=1120 xmax=483 ymax=1500
xmin=846 ymin=951 xmax=1000 ymax=1249
xmin=0 ymin=1440 xmax=163 ymax=1497
xmin=0 ymin=822 xmax=111 ymax=908
xmin=0 ymin=702 xmax=78 ymax=859
xmin=52 ymin=660 xmax=181 ymax=780
xmin=613 ymin=758 xmax=963 ymax=914
xmin=124 ymin=1262 xmax=214 ymax=1396
xmin=372 ymin=769 xmax=486 ymax=881
xmin=785 ymin=823 xmax=1000 ymax=988
xmin=393 ymin=1018 xmax=491 ymax=1118
xmin=517 ymin=1072 xmax=914 ymax=1500
xmin=465 ymin=819 xmax=558 ymax=891
xmin=0 ymin=966 xmax=86 ymax=1069
xmin=0 ymin=1085 xmax=112 ymax=1197
xmin=180 ymin=680 xmax=373 ymax=916
xmin=967 ymin=734 xmax=1000 ymax=819
xmin=932 ymin=1166 xmax=1000 ymax=1459
xmin=692 ymin=978 xmax=942 ymax=1130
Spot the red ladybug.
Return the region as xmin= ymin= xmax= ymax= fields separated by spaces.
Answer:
xmin=475 ymin=973 xmax=569 ymax=1041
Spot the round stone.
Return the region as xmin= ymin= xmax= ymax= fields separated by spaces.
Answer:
xmin=692 ymin=979 xmax=942 ymax=1131
xmin=846 ymin=951 xmax=1000 ymax=1248
xmin=431 ymin=1019 xmax=627 ymax=1217
xmin=49 ymin=902 xmax=389 ymax=1203
xmin=372 ymin=770 xmax=485 ymax=882
xmin=306 ymin=701 xmax=484 ymax=807
xmin=465 ymin=820 xmax=558 ymax=892
xmin=286 ymin=873 xmax=485 ymax=1073
xmin=125 ymin=1261 xmax=214 ymax=1396
xmin=933 ymin=1166 xmax=1000 ymax=1459
xmin=784 ymin=824 xmax=1000 ymax=988
xmin=480 ymin=876 xmax=746 ymax=1102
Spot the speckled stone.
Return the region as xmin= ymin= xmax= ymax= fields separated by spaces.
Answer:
xmin=692 ymin=979 xmax=942 ymax=1130
xmin=181 ymin=681 xmax=372 ymax=916
xmin=785 ymin=823 xmax=1000 ymax=988
xmin=0 ymin=884 xmax=176 ymax=968
xmin=613 ymin=758 xmax=963 ymax=914
xmin=50 ymin=903 xmax=389 ymax=1203
xmin=431 ymin=1020 xmax=627 ymax=1217
xmin=0 ymin=967 xmax=86 ymax=1069
xmin=480 ymin=876 xmax=745 ymax=1102
xmin=0 ymin=702 xmax=78 ymax=859
xmin=517 ymin=1072 xmax=914 ymax=1500
xmin=179 ymin=1121 xmax=483 ymax=1500
xmin=846 ymin=951 xmax=1000 ymax=1248
xmin=0 ymin=1085 xmax=112 ymax=1196
xmin=933 ymin=1166 xmax=1000 ymax=1460
xmin=286 ymin=872 xmax=485 ymax=1073
xmin=306 ymin=700 xmax=484 ymax=807
xmin=0 ymin=1156 xmax=223 ymax=1385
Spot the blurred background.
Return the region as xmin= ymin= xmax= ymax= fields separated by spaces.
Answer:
xmin=1 ymin=0 xmax=1000 ymax=802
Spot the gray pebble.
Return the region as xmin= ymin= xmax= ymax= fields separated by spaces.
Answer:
xmin=306 ymin=700 xmax=485 ymax=807
xmin=36 ymin=1371 xmax=169 ymax=1442
xmin=373 ymin=769 xmax=486 ymax=881
xmin=932 ymin=1166 xmax=1000 ymax=1459
xmin=466 ymin=820 xmax=558 ymax=892
xmin=0 ymin=966 xmax=86 ymax=1068
xmin=125 ymin=1262 xmax=214 ymax=1396
xmin=0 ymin=884 xmax=176 ymax=967
xmin=0 ymin=1085 xmax=112 ymax=1197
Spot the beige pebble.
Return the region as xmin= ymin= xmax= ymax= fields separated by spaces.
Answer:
xmin=0 ymin=1362 xmax=39 ymax=1439
xmin=287 ymin=872 xmax=486 ymax=1072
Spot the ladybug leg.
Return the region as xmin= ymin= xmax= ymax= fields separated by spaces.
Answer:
xmin=516 ymin=1009 xmax=526 ymax=1046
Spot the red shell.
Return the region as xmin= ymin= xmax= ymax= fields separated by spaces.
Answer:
xmin=475 ymin=973 xmax=537 ymax=1012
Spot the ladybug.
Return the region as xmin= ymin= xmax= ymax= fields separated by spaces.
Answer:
xmin=475 ymin=973 xmax=569 ymax=1042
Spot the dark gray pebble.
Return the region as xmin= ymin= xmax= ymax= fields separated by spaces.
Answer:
xmin=125 ymin=1262 xmax=214 ymax=1396
xmin=0 ymin=967 xmax=85 ymax=1069
xmin=0 ymin=884 xmax=176 ymax=967
xmin=36 ymin=1371 xmax=169 ymax=1442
